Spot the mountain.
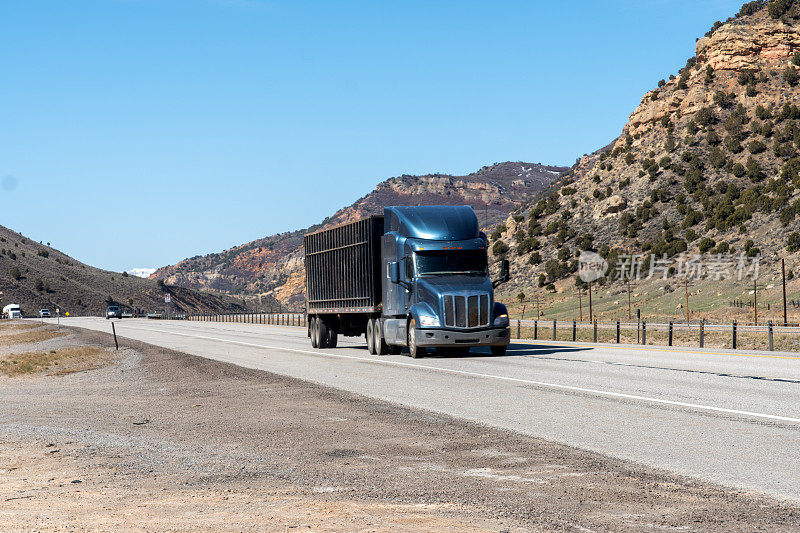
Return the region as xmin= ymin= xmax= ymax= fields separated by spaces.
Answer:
xmin=126 ymin=267 xmax=157 ymax=279
xmin=490 ymin=0 xmax=800 ymax=300
xmin=0 ymin=224 xmax=251 ymax=316
xmin=151 ymin=161 xmax=567 ymax=307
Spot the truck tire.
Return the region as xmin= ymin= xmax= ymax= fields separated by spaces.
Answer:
xmin=366 ymin=319 xmax=376 ymax=354
xmin=328 ymin=326 xmax=338 ymax=348
xmin=317 ymin=318 xmax=330 ymax=349
xmin=374 ymin=319 xmax=388 ymax=355
xmin=491 ymin=345 xmax=507 ymax=356
xmin=310 ymin=317 xmax=319 ymax=348
xmin=407 ymin=318 xmax=424 ymax=358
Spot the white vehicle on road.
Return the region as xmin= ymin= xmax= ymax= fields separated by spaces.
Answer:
xmin=3 ymin=304 xmax=22 ymax=319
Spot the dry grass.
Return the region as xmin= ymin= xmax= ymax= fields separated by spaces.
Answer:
xmin=0 ymin=328 xmax=67 ymax=346
xmin=0 ymin=321 xmax=41 ymax=333
xmin=0 ymin=346 xmax=110 ymax=377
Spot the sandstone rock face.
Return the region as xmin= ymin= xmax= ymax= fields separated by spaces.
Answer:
xmin=492 ymin=4 xmax=800 ymax=306
xmin=696 ymin=14 xmax=799 ymax=71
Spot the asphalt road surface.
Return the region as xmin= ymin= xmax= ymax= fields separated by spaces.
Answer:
xmin=60 ymin=317 xmax=800 ymax=502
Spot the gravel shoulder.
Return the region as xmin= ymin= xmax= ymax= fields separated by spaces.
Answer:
xmin=1 ymin=324 xmax=799 ymax=532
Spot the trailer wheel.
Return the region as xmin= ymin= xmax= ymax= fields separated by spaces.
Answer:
xmin=327 ymin=326 xmax=338 ymax=348
xmin=310 ymin=317 xmax=319 ymax=348
xmin=366 ymin=319 xmax=376 ymax=354
xmin=317 ymin=318 xmax=329 ymax=349
xmin=407 ymin=318 xmax=424 ymax=358
xmin=374 ymin=319 xmax=388 ymax=355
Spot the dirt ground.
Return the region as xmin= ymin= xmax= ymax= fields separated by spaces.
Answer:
xmin=1 ymin=324 xmax=800 ymax=532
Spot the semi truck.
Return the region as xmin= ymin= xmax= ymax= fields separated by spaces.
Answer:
xmin=303 ymin=205 xmax=511 ymax=358
xmin=2 ymin=304 xmax=22 ymax=319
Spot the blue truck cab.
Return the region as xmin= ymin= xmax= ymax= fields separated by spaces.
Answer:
xmin=304 ymin=205 xmax=511 ymax=357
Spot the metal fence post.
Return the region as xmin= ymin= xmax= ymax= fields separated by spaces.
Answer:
xmin=700 ymin=319 xmax=704 ymax=348
xmin=552 ymin=319 xmax=557 ymax=341
xmin=572 ymin=319 xmax=576 ymax=342
xmin=668 ymin=321 xmax=673 ymax=347
xmin=641 ymin=321 xmax=646 ymax=345
xmin=517 ymin=320 xmax=520 ymax=339
xmin=534 ymin=320 xmax=538 ymax=340
xmin=616 ymin=320 xmax=620 ymax=343
xmin=768 ymin=320 xmax=774 ymax=351
xmin=732 ymin=320 xmax=737 ymax=350
xmin=593 ymin=318 xmax=597 ymax=342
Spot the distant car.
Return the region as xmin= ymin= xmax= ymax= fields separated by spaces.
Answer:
xmin=39 ymin=309 xmax=51 ymax=318
xmin=106 ymin=305 xmax=122 ymax=319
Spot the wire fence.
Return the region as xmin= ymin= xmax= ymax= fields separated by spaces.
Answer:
xmin=512 ymin=318 xmax=800 ymax=352
xmin=188 ymin=313 xmax=306 ymax=327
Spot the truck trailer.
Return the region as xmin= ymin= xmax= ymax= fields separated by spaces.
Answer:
xmin=303 ymin=205 xmax=511 ymax=358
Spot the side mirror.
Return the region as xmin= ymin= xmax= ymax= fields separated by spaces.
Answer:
xmin=500 ymin=259 xmax=510 ymax=282
xmin=493 ymin=259 xmax=511 ymax=288
xmin=389 ymin=261 xmax=401 ymax=284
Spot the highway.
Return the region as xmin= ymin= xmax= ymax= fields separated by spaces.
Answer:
xmin=62 ymin=317 xmax=800 ymax=502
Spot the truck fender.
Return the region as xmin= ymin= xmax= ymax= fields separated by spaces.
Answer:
xmin=408 ymin=302 xmax=438 ymax=328
xmin=492 ymin=302 xmax=509 ymax=322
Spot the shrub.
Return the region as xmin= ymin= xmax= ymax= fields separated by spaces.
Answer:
xmin=10 ymin=266 xmax=21 ymax=280
xmin=710 ymin=146 xmax=726 ymax=168
xmin=686 ymin=120 xmax=699 ymax=135
xmin=698 ymin=237 xmax=716 ymax=253
xmin=658 ymin=79 xmax=666 ymax=87
xmin=725 ymin=136 xmax=743 ymax=153
xmin=755 ymin=104 xmax=771 ymax=120
xmin=37 ymin=250 xmax=49 ymax=258
xmin=788 ymin=232 xmax=800 ymax=252
xmin=705 ymin=65 xmax=714 ymax=84
xmin=785 ymin=66 xmax=799 ymax=87
xmin=794 ymin=52 xmax=800 ymax=67
xmin=35 ymin=278 xmax=44 ymax=292
xmin=492 ymin=240 xmax=509 ymax=257
xmin=768 ymin=0 xmax=793 ymax=19
xmin=537 ymin=273 xmax=546 ymax=287
xmin=696 ymin=106 xmax=715 ymax=125
xmin=738 ymin=1 xmax=763 ymax=17
xmin=748 ymin=140 xmax=767 ymax=154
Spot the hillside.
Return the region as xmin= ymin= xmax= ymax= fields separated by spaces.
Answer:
xmin=491 ymin=0 xmax=800 ymax=312
xmin=152 ymin=161 xmax=567 ymax=307
xmin=0 ymin=225 xmax=250 ymax=317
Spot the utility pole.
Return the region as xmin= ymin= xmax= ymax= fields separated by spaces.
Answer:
xmin=754 ymin=278 xmax=758 ymax=326
xmin=578 ymin=288 xmax=583 ymax=322
xmin=627 ymin=279 xmax=632 ymax=320
xmin=521 ymin=304 xmax=526 ymax=320
xmin=588 ymin=281 xmax=593 ymax=322
xmin=684 ymin=279 xmax=690 ymax=323
xmin=783 ymin=258 xmax=788 ymax=326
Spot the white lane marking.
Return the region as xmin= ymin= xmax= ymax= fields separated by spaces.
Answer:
xmin=95 ymin=322 xmax=800 ymax=425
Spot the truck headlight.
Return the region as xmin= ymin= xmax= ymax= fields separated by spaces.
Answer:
xmin=418 ymin=315 xmax=440 ymax=327
xmin=493 ymin=313 xmax=509 ymax=327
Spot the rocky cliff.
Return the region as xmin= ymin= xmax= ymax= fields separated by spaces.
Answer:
xmin=152 ymin=162 xmax=566 ymax=307
xmin=491 ymin=0 xmax=800 ymax=300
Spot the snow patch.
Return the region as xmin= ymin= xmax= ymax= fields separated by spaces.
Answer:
xmin=127 ymin=267 xmax=157 ymax=278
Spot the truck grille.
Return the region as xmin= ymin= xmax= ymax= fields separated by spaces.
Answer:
xmin=443 ymin=294 xmax=489 ymax=328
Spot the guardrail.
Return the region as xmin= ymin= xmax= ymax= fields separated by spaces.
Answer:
xmin=513 ymin=318 xmax=800 ymax=352
xmin=188 ymin=313 xmax=306 ymax=328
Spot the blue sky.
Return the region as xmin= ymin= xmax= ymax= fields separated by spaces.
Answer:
xmin=1 ymin=0 xmax=745 ymax=271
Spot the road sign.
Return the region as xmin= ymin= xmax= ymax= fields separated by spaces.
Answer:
xmin=164 ymin=294 xmax=171 ymax=303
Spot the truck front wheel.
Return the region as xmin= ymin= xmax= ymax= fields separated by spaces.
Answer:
xmin=366 ymin=319 xmax=376 ymax=354
xmin=407 ymin=318 xmax=425 ymax=359
xmin=310 ymin=317 xmax=319 ymax=348
xmin=316 ymin=318 xmax=329 ymax=349
xmin=491 ymin=345 xmax=507 ymax=356
xmin=374 ymin=319 xmax=388 ymax=355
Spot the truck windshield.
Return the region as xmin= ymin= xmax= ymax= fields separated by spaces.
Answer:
xmin=415 ymin=250 xmax=487 ymax=276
